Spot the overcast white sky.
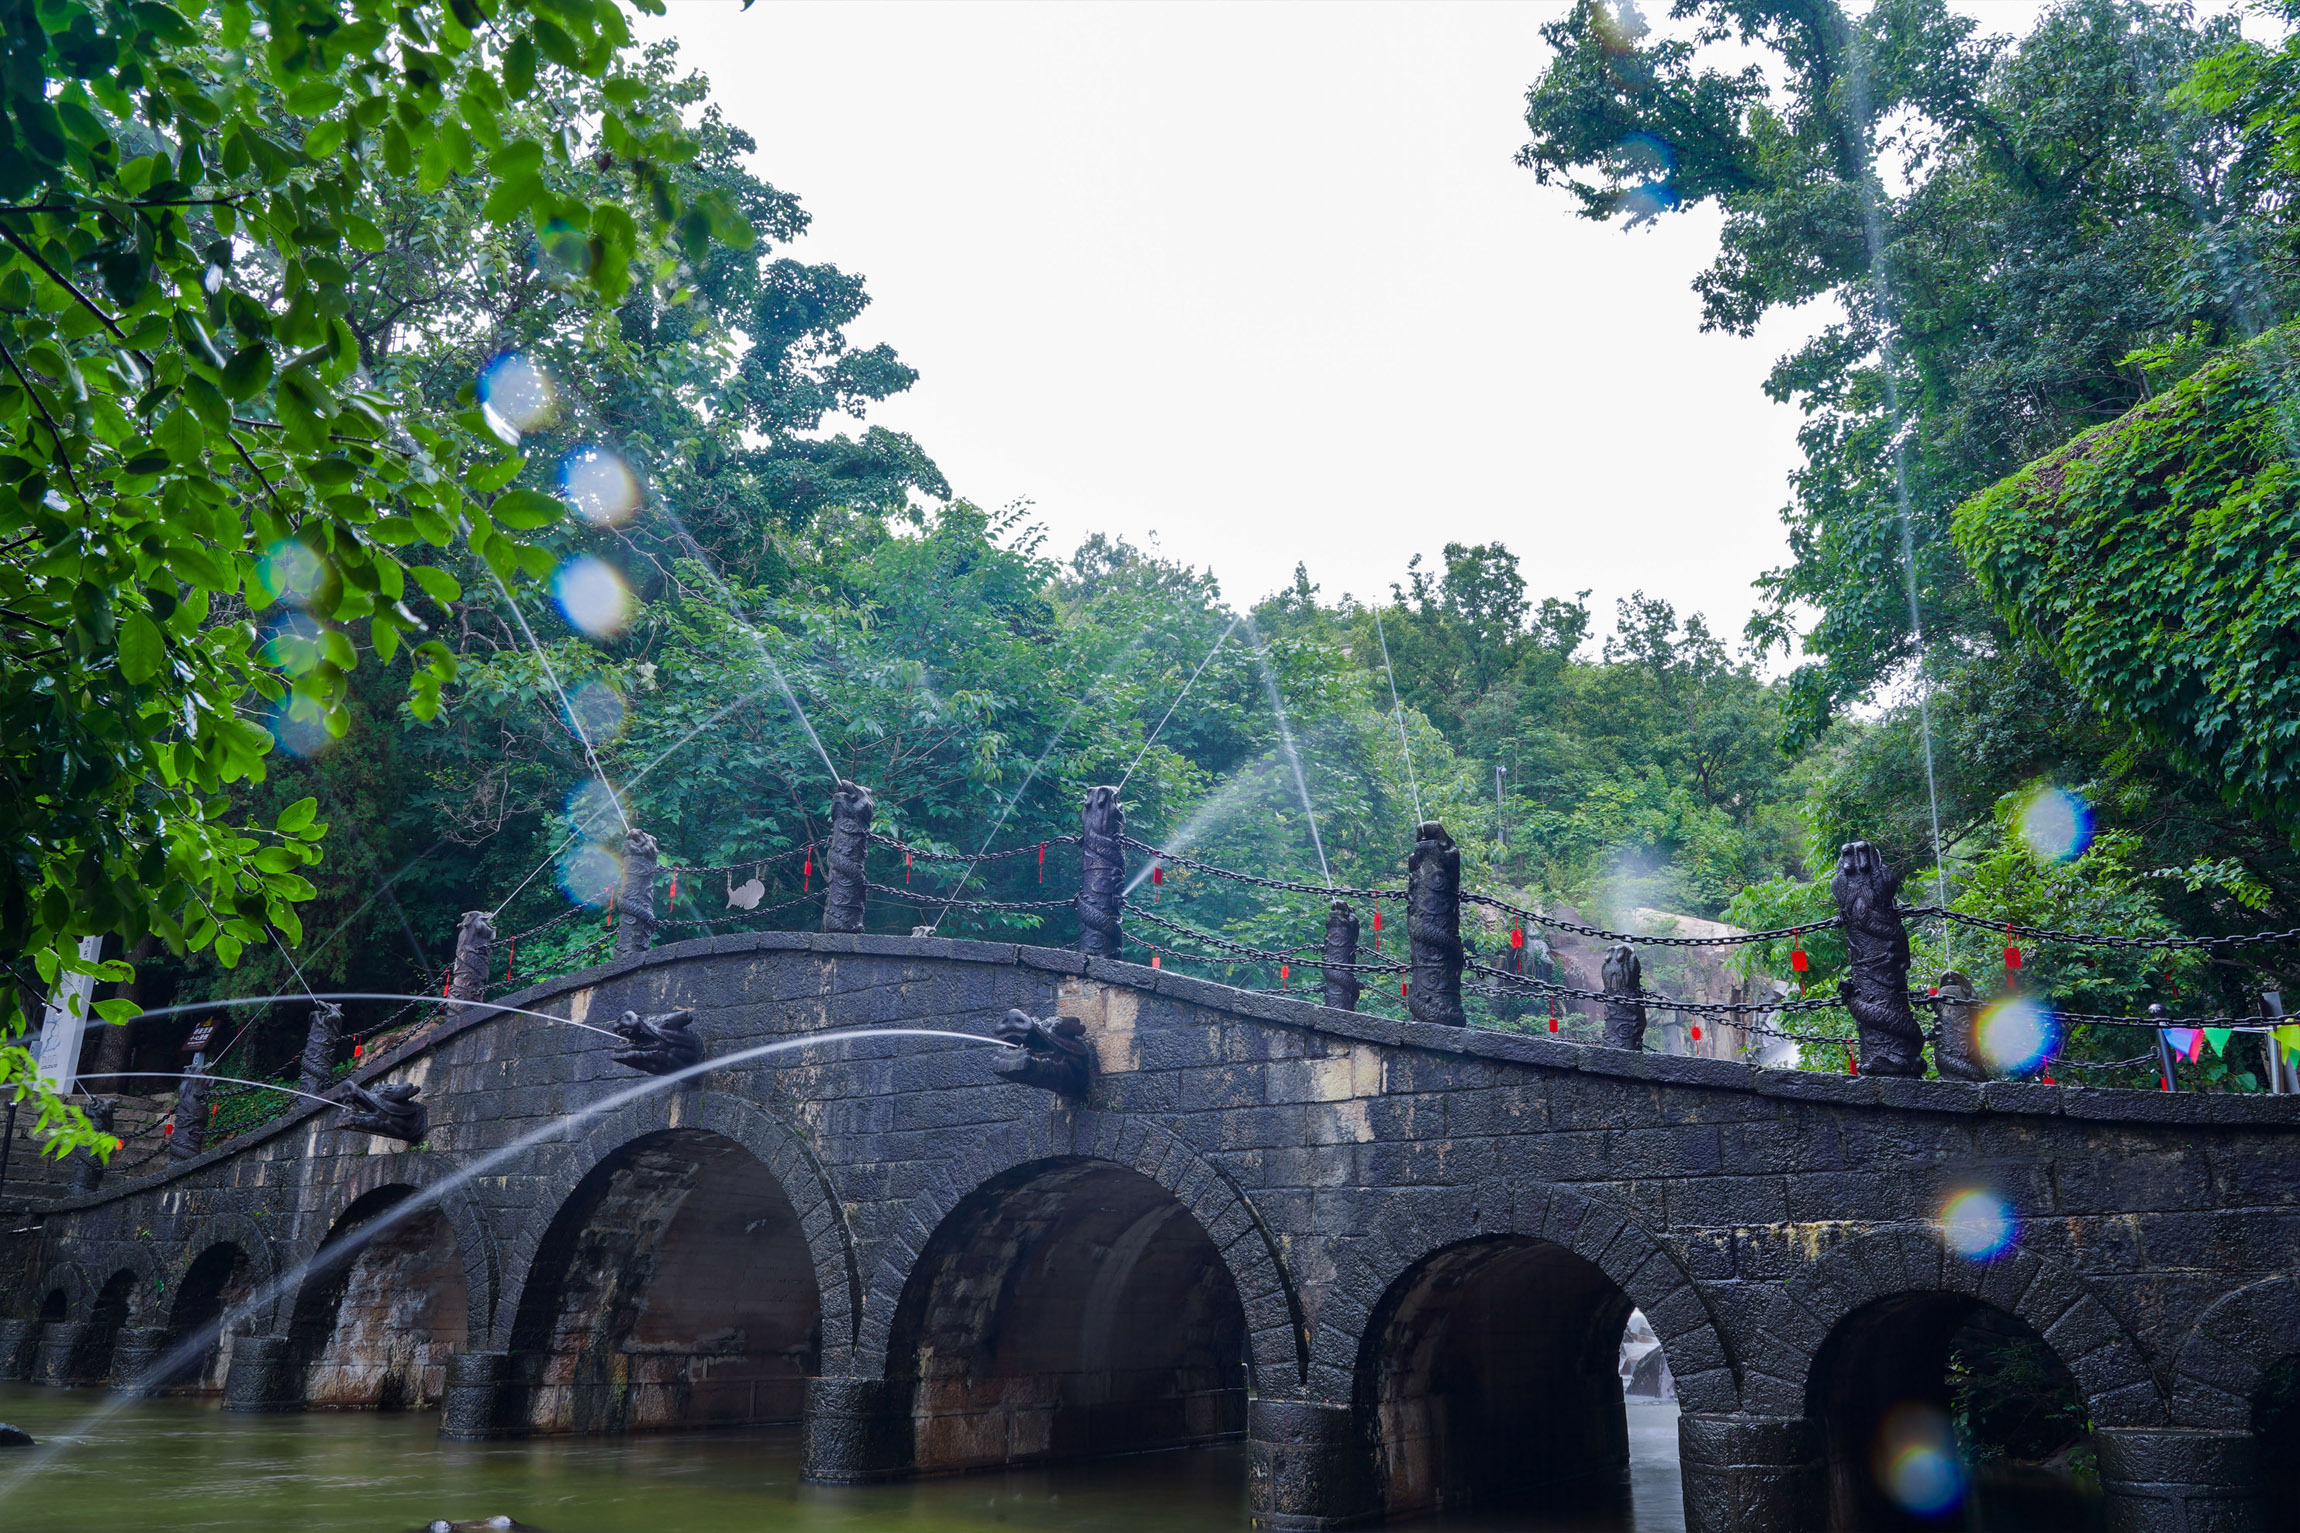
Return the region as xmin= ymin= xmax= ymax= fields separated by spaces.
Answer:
xmin=626 ymin=2 xmax=2109 ymax=651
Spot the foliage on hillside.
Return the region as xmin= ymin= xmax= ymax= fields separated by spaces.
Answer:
xmin=1952 ymin=324 xmax=2300 ymax=844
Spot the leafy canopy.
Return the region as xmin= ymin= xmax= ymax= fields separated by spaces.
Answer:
xmin=0 ymin=0 xmax=747 ymax=1153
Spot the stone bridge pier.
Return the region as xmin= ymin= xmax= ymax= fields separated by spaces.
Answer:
xmin=5 ymin=932 xmax=2298 ymax=1532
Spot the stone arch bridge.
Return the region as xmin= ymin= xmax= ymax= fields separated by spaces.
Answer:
xmin=3 ymin=932 xmax=2296 ymax=1532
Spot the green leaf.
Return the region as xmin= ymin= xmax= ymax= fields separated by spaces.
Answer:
xmin=117 ymin=611 xmax=164 ymax=682
xmin=409 ymin=565 xmax=462 ymax=603
xmin=342 ymin=212 xmax=386 ymax=252
xmin=489 ymin=487 xmax=565 ymax=529
xmin=277 ymin=795 xmax=318 ymax=833
xmin=220 ymin=343 xmax=272 ymax=401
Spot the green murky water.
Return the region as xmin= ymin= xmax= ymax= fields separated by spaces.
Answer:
xmin=0 ymin=1386 xmax=1689 ymax=1533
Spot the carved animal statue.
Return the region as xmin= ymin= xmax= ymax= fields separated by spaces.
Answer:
xmin=1930 ymin=969 xmax=1986 ymax=1081
xmin=1601 ymin=942 xmax=1648 ymax=1051
xmin=339 ymin=1080 xmax=426 ymax=1143
xmin=727 ymin=870 xmax=765 ymax=910
xmin=1830 ymin=840 xmax=1925 ymax=1076
xmin=822 ymin=779 xmax=875 ymax=934
xmin=1076 ymin=786 xmax=1124 ymax=957
xmin=610 ymin=1008 xmax=704 ymax=1076
xmin=993 ymin=1008 xmax=1093 ymax=1096
xmin=450 ymin=911 xmax=495 ymax=1002
xmin=300 ymin=999 xmax=344 ymax=1096
xmin=1405 ymin=820 xmax=1465 ymax=1025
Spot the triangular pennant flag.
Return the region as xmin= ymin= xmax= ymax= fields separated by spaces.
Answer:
xmin=2276 ymin=1024 xmax=2300 ymax=1065
xmin=2205 ymin=1027 xmax=2232 ymax=1056
xmin=2182 ymin=1029 xmax=2206 ymax=1063
xmin=2164 ymin=1028 xmax=2204 ymax=1063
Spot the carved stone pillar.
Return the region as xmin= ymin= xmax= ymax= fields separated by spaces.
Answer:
xmin=1249 ymin=1399 xmax=1376 ymax=1530
xmin=169 ymin=1069 xmax=208 ymax=1161
xmin=1321 ymin=901 xmax=1362 ymax=1012
xmin=613 ymin=829 xmax=659 ymax=959
xmin=108 ymin=1324 xmax=168 ymax=1393
xmin=801 ymin=1375 xmax=907 ymax=1482
xmin=66 ymin=1097 xmax=112 ymax=1195
xmin=821 ymin=781 xmax=875 ymax=935
xmin=1931 ymin=969 xmax=1986 ymax=1080
xmin=1602 ymin=942 xmax=1648 ymax=1051
xmin=298 ymin=999 xmax=342 ymax=1097
xmin=0 ymin=1317 xmax=36 ymax=1380
xmin=223 ymin=1333 xmax=300 ymax=1412
xmin=449 ymin=911 xmax=494 ymax=1005
xmin=1679 ymin=1413 xmax=1825 ymax=1533
xmin=1830 ymin=841 xmax=1924 ymax=1076
xmin=439 ymin=1350 xmax=525 ymax=1440
xmin=1405 ymin=820 xmax=1464 ymax=1026
xmin=32 ymin=1320 xmax=86 ymax=1386
xmin=2097 ymin=1426 xmax=2262 ymax=1533
xmin=1077 ymin=786 xmax=1124 ymax=958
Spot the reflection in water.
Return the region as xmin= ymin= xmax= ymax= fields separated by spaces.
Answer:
xmin=0 ymin=1387 xmax=1687 ymax=1533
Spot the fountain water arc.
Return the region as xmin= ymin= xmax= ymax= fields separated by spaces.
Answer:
xmin=0 ymin=1024 xmax=1011 ymax=1503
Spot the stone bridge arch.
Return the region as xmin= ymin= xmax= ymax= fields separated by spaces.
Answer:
xmin=167 ymin=1212 xmax=281 ymax=1330
xmin=1309 ymin=1178 xmax=1738 ymax=1412
xmin=1763 ymin=1223 xmax=2167 ymax=1428
xmin=482 ymin=1089 xmax=856 ymax=1360
xmin=852 ymin=1107 xmax=1307 ymax=1394
xmin=2171 ymin=1275 xmax=2300 ymax=1428
xmin=285 ymin=1152 xmax=504 ymax=1344
xmin=28 ymin=1259 xmax=91 ymax=1320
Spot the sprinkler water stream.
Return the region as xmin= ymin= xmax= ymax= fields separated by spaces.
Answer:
xmin=0 ymin=1025 xmax=1011 ymax=1501
xmin=1372 ymin=606 xmax=1423 ymax=825
xmin=1243 ymin=616 xmax=1330 ymax=886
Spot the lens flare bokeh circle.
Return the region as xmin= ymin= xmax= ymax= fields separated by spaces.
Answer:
xmin=2017 ymin=785 xmax=2093 ymax=864
xmin=269 ymin=698 xmax=341 ymax=758
xmin=1939 ymin=1189 xmax=2017 ymax=1260
xmin=262 ymin=612 xmax=330 ymax=676
xmin=558 ymin=841 xmax=622 ymax=908
xmin=476 ymin=351 xmax=558 ymax=443
xmin=1977 ymin=995 xmax=2058 ymax=1077
xmin=1874 ymin=1402 xmax=1967 ymax=1517
xmin=558 ymin=447 xmax=642 ymax=527
xmin=563 ymin=679 xmax=627 ymax=745
xmin=552 ymin=556 xmax=634 ymax=640
xmin=564 ymin=779 xmax=623 ymax=844
xmin=255 ymin=540 xmax=331 ymax=610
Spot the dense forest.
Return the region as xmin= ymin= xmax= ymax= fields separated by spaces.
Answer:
xmin=12 ymin=0 xmax=2300 ymax=1141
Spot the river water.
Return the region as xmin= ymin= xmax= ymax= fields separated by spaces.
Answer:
xmin=0 ymin=1385 xmax=1687 ymax=1533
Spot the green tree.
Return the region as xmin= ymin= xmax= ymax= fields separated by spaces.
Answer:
xmin=0 ymin=0 xmax=747 ymax=1153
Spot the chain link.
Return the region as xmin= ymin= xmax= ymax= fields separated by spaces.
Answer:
xmin=1119 ymin=837 xmax=1407 ymax=902
xmin=866 ymin=832 xmax=1079 ymax=865
xmin=1462 ymin=891 xmax=1844 ymax=949
xmin=1466 ymin=959 xmax=1847 ymax=1017
xmin=1124 ymin=902 xmax=1409 ymax=973
xmin=865 ymin=881 xmax=1073 ymax=913
xmin=1905 ymin=904 xmax=2300 ymax=951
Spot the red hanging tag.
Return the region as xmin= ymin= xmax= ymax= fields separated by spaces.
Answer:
xmin=1848 ymin=1055 xmax=1858 ymax=1076
xmin=905 ymin=850 xmax=913 ymax=885
xmin=441 ymin=969 xmax=451 ymax=997
xmin=2159 ymin=1075 xmax=2169 ymax=1092
xmin=1151 ymin=950 xmax=1161 ymax=969
xmin=1038 ymin=842 xmax=1047 ymax=883
xmin=1279 ymin=962 xmax=1290 ymax=981
xmin=1547 ymin=1000 xmax=1559 ymax=1034
xmin=1691 ymin=1023 xmax=1702 ymax=1042
xmin=162 ymin=1122 xmax=173 ymax=1136
xmin=1400 ymin=980 xmax=1410 ymax=998
xmin=506 ymin=942 xmax=516 ymax=978
xmin=1372 ymin=909 xmax=1382 ymax=951
xmin=2042 ymin=1072 xmax=2056 ymax=1085
xmin=1510 ymin=927 xmax=1523 ymax=949
xmin=2005 ymin=945 xmax=2022 ymax=971
xmin=607 ymin=890 xmax=617 ymax=922
xmin=804 ymin=846 xmax=813 ymax=892
xmin=352 ymin=1040 xmax=362 ymax=1059
xmin=1790 ymin=948 xmax=1808 ymax=973
xmin=668 ymin=874 xmax=678 ymax=905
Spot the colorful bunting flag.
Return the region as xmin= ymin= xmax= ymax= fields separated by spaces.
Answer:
xmin=2205 ymin=1027 xmax=2233 ymax=1056
xmin=2162 ymin=1027 xmax=2204 ymax=1063
xmin=2277 ymin=1024 xmax=2300 ymax=1065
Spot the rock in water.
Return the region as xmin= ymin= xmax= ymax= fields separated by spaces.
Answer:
xmin=0 ymin=1422 xmax=33 ymax=1446
xmin=410 ymin=1519 xmax=533 ymax=1532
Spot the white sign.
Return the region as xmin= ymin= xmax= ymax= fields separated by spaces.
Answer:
xmin=34 ymin=936 xmax=107 ymax=1095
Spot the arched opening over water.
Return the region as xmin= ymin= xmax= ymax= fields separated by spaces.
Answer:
xmin=886 ymin=1156 xmax=1248 ymax=1474
xmin=1808 ymin=1293 xmax=2097 ymax=1532
xmin=66 ymin=1268 xmax=136 ymax=1386
xmin=286 ymin=1185 xmax=469 ymax=1411
xmin=2258 ymin=1354 xmax=2300 ymax=1532
xmin=1354 ymin=1234 xmax=1657 ymax=1522
xmin=507 ymin=1127 xmax=819 ymax=1435
xmin=161 ymin=1243 xmax=252 ymax=1395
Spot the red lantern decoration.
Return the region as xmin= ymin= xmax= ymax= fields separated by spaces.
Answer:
xmin=1690 ymin=1023 xmax=1702 ymax=1042
xmin=1790 ymin=949 xmax=1808 ymax=973
xmin=1510 ymin=927 xmax=1524 ymax=949
xmin=2005 ymin=945 xmax=2022 ymax=971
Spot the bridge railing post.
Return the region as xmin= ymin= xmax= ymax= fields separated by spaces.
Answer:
xmin=299 ymin=1000 xmax=343 ymax=1097
xmin=449 ymin=913 xmax=493 ymax=1006
xmin=1602 ymin=942 xmax=1647 ymax=1051
xmin=1406 ymin=820 xmax=1464 ymax=1025
xmin=1078 ymin=786 xmax=1123 ymax=958
xmin=1829 ymin=841 xmax=1924 ymax=1076
xmin=1932 ymin=971 xmax=1985 ymax=1080
xmin=169 ymin=1066 xmax=208 ymax=1161
xmin=1322 ymin=900 xmax=1362 ymax=1012
xmin=614 ymin=829 xmax=658 ymax=958
xmin=821 ymin=781 xmax=874 ymax=935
